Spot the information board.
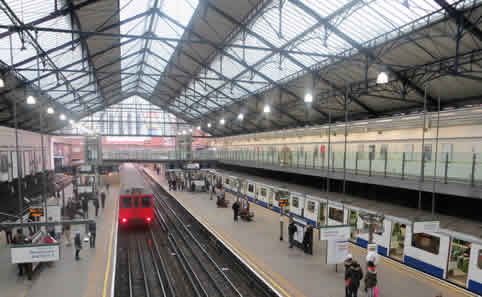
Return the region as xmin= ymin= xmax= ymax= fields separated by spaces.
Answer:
xmin=79 ymin=164 xmax=92 ymax=173
xmin=29 ymin=207 xmax=44 ymax=217
xmin=185 ymin=163 xmax=200 ymax=169
xmin=326 ymin=240 xmax=350 ymax=265
xmin=276 ymin=190 xmax=290 ymax=206
xmin=413 ymin=221 xmax=440 ymax=234
xmin=11 ymin=244 xmax=60 ymax=263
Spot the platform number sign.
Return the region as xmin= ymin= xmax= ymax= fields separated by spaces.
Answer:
xmin=29 ymin=207 xmax=44 ymax=217
xmin=276 ymin=190 xmax=290 ymax=207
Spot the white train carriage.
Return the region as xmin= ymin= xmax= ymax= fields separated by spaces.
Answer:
xmin=212 ymin=169 xmax=482 ymax=295
xmin=468 ymin=243 xmax=482 ymax=295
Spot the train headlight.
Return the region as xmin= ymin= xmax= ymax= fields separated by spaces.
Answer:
xmin=121 ymin=218 xmax=127 ymax=223
xmin=146 ymin=217 xmax=151 ymax=223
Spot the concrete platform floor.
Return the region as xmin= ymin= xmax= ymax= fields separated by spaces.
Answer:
xmin=0 ymin=185 xmax=118 ymax=297
xmin=145 ymin=168 xmax=474 ymax=297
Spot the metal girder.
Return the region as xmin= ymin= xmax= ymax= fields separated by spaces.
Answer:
xmin=67 ymin=0 xmax=108 ymax=108
xmin=288 ymin=0 xmax=438 ymax=108
xmin=0 ymin=24 xmax=340 ymax=58
xmin=135 ymin=4 xmax=158 ymax=91
xmin=144 ymin=49 xmax=271 ymax=132
xmin=156 ymin=11 xmax=304 ymax=126
xmin=435 ymin=0 xmax=482 ymax=42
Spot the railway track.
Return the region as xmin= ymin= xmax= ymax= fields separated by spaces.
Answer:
xmin=115 ymin=167 xmax=277 ymax=297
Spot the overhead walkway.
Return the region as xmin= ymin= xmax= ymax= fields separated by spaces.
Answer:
xmin=216 ymin=150 xmax=482 ymax=199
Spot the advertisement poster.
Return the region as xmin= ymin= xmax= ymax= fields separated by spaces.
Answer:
xmin=11 ymin=244 xmax=60 ymax=263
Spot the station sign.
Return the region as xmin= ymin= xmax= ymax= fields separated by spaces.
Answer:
xmin=276 ymin=190 xmax=290 ymax=206
xmin=11 ymin=243 xmax=60 ymax=263
xmin=413 ymin=220 xmax=440 ymax=234
xmin=185 ymin=163 xmax=200 ymax=169
xmin=29 ymin=207 xmax=44 ymax=217
xmin=320 ymin=225 xmax=351 ymax=241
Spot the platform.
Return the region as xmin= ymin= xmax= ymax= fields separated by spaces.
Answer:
xmin=144 ymin=168 xmax=474 ymax=297
xmin=0 ymin=184 xmax=118 ymax=297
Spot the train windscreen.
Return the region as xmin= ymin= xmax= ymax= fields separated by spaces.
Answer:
xmin=141 ymin=197 xmax=152 ymax=208
xmin=121 ymin=196 xmax=132 ymax=208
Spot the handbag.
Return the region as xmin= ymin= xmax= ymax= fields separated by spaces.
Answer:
xmin=374 ymin=286 xmax=379 ymax=297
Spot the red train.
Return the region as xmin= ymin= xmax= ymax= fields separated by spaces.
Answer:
xmin=119 ymin=164 xmax=154 ymax=227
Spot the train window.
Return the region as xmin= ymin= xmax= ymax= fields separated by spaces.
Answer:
xmin=368 ymin=145 xmax=375 ymax=160
xmin=248 ymin=184 xmax=254 ymax=192
xmin=141 ymin=197 xmax=151 ymax=208
xmin=404 ymin=144 xmax=414 ymax=160
xmin=307 ymin=201 xmax=315 ymax=213
xmin=329 ymin=207 xmax=344 ymax=223
xmin=412 ymin=233 xmax=440 ymax=255
xmin=442 ymin=143 xmax=453 ymax=161
xmin=121 ymin=197 xmax=132 ymax=208
xmin=423 ymin=144 xmax=432 ymax=161
xmin=478 ymin=250 xmax=482 ymax=269
xmin=260 ymin=188 xmax=267 ymax=197
xmin=292 ymin=197 xmax=299 ymax=208
xmin=380 ymin=144 xmax=388 ymax=160
xmin=134 ymin=197 xmax=139 ymax=208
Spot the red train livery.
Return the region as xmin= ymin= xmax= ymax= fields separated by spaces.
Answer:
xmin=119 ymin=186 xmax=154 ymax=226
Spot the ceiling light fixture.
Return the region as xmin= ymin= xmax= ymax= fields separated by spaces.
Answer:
xmin=376 ymin=71 xmax=388 ymax=84
xmin=0 ymin=77 xmax=5 ymax=88
xmin=220 ymin=118 xmax=225 ymax=125
xmin=26 ymin=95 xmax=36 ymax=105
xmin=263 ymin=104 xmax=271 ymax=113
xmin=47 ymin=107 xmax=55 ymax=114
xmin=197 ymin=126 xmax=201 ymax=130
xmin=207 ymin=123 xmax=212 ymax=128
xmin=304 ymin=93 xmax=313 ymax=103
xmin=238 ymin=113 xmax=244 ymax=120
xmin=60 ymin=114 xmax=66 ymax=120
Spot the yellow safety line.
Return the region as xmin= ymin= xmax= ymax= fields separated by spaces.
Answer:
xmin=102 ymin=197 xmax=117 ymax=297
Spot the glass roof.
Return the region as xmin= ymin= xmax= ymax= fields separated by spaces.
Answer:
xmin=119 ymin=0 xmax=199 ymax=93
xmin=55 ymin=95 xmax=191 ymax=136
xmin=177 ymin=0 xmax=465 ymax=116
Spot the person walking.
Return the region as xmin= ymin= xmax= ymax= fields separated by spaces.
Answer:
xmin=89 ymin=221 xmax=96 ymax=248
xmin=105 ymin=183 xmax=110 ymax=193
xmin=365 ymin=261 xmax=377 ymax=297
xmin=100 ymin=191 xmax=106 ymax=209
xmin=232 ymin=199 xmax=240 ymax=221
xmin=348 ymin=260 xmax=363 ymax=297
xmin=74 ymin=232 xmax=82 ymax=260
xmin=344 ymin=254 xmax=353 ymax=297
xmin=288 ymin=219 xmax=297 ymax=248
xmin=93 ymin=198 xmax=99 ymax=217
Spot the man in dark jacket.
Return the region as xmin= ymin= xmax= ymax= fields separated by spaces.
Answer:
xmin=89 ymin=222 xmax=96 ymax=248
xmin=93 ymin=198 xmax=99 ymax=216
xmin=82 ymin=198 xmax=88 ymax=218
xmin=348 ymin=260 xmax=363 ymax=297
xmin=365 ymin=261 xmax=377 ymax=297
xmin=344 ymin=254 xmax=353 ymax=297
xmin=302 ymin=226 xmax=313 ymax=254
xmin=288 ymin=219 xmax=297 ymax=248
xmin=100 ymin=191 xmax=106 ymax=209
xmin=232 ymin=200 xmax=240 ymax=221
xmin=74 ymin=232 xmax=82 ymax=260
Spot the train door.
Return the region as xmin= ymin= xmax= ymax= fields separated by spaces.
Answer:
xmin=348 ymin=209 xmax=358 ymax=241
xmin=318 ymin=201 xmax=327 ymax=227
xmin=254 ymin=183 xmax=259 ymax=203
xmin=447 ymin=238 xmax=471 ymax=287
xmin=389 ymin=222 xmax=406 ymax=261
xmin=120 ymin=195 xmax=133 ymax=223
xmin=467 ymin=243 xmax=482 ymax=295
xmin=268 ymin=187 xmax=273 ymax=208
xmin=305 ymin=196 xmax=319 ymax=227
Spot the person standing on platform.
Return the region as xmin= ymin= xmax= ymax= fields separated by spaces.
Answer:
xmin=13 ymin=229 xmax=26 ymax=275
xmin=288 ymin=219 xmax=297 ymax=248
xmin=5 ymin=228 xmax=12 ymax=245
xmin=47 ymin=217 xmax=55 ymax=238
xmin=365 ymin=261 xmax=377 ymax=297
xmin=89 ymin=222 xmax=96 ymax=248
xmin=348 ymin=260 xmax=363 ymax=297
xmin=344 ymin=254 xmax=353 ymax=297
xmin=232 ymin=199 xmax=240 ymax=221
xmin=82 ymin=198 xmax=88 ymax=219
xmin=93 ymin=198 xmax=99 ymax=217
xmin=100 ymin=191 xmax=106 ymax=209
xmin=74 ymin=232 xmax=82 ymax=260
xmin=302 ymin=225 xmax=313 ymax=254
xmin=106 ymin=183 xmax=110 ymax=193
xmin=64 ymin=224 xmax=72 ymax=246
